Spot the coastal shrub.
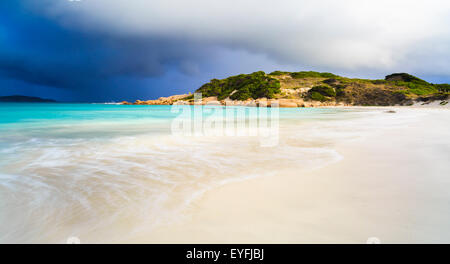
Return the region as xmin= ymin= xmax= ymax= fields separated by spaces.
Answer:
xmin=230 ymin=86 xmax=252 ymax=101
xmin=334 ymin=85 xmax=346 ymax=97
xmin=323 ymin=78 xmax=338 ymax=85
xmin=309 ymin=85 xmax=336 ymax=97
xmin=385 ymin=73 xmax=439 ymax=95
xmin=393 ymin=90 xmax=410 ymax=95
xmin=307 ymin=85 xmax=336 ymax=102
xmin=196 ymin=71 xmax=281 ymax=100
xmin=183 ymin=94 xmax=194 ymax=100
xmin=371 ymin=79 xmax=386 ymax=85
xmin=335 ymin=77 xmax=371 ymax=85
xmin=436 ymin=84 xmax=450 ymax=93
xmin=268 ymin=71 xmax=290 ymax=76
xmin=290 ymin=71 xmax=338 ymax=79
xmin=268 ymin=70 xmax=339 ymax=79
xmin=309 ymin=91 xmax=326 ymax=102
xmin=393 ymin=81 xmax=438 ymax=95
xmin=385 ymin=73 xmax=428 ymax=85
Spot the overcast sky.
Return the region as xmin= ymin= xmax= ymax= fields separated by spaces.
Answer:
xmin=1 ymin=0 xmax=450 ymax=102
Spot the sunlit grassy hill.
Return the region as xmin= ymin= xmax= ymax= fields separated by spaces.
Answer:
xmin=191 ymin=71 xmax=449 ymax=106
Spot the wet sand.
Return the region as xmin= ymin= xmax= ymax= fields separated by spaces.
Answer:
xmin=140 ymin=108 xmax=450 ymax=243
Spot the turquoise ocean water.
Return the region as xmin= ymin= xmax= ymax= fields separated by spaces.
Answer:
xmin=0 ymin=103 xmax=376 ymax=243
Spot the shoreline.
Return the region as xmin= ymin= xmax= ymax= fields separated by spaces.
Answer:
xmin=129 ymin=107 xmax=450 ymax=243
xmin=119 ymin=96 xmax=449 ymax=109
xmin=2 ymin=105 xmax=449 ymax=243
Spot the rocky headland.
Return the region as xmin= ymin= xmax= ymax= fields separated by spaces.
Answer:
xmin=121 ymin=71 xmax=450 ymax=107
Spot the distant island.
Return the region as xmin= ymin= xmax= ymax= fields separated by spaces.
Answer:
xmin=121 ymin=71 xmax=450 ymax=107
xmin=0 ymin=95 xmax=56 ymax=103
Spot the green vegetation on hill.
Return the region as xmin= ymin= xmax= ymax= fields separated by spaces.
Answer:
xmin=394 ymin=82 xmax=437 ymax=96
xmin=307 ymin=85 xmax=336 ymax=102
xmin=269 ymin=70 xmax=338 ymax=79
xmin=383 ymin=73 xmax=438 ymax=96
xmin=385 ymin=73 xmax=428 ymax=84
xmin=436 ymin=84 xmax=450 ymax=93
xmin=195 ymin=71 xmax=281 ymax=100
xmin=309 ymin=85 xmax=336 ymax=97
xmin=290 ymin=71 xmax=338 ymax=79
xmin=192 ymin=70 xmax=449 ymax=106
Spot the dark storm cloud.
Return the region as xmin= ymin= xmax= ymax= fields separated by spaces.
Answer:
xmin=34 ymin=0 xmax=450 ymax=76
xmin=0 ymin=0 xmax=281 ymax=102
xmin=0 ymin=1 xmax=213 ymax=94
xmin=3 ymin=0 xmax=450 ymax=102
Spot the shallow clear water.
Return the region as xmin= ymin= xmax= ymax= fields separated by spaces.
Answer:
xmin=0 ymin=103 xmax=402 ymax=243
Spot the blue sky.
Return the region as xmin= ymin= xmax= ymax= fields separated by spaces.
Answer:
xmin=1 ymin=0 xmax=450 ymax=102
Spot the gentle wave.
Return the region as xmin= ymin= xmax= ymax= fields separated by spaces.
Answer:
xmin=0 ymin=104 xmax=421 ymax=243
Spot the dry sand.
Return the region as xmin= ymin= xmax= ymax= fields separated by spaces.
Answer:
xmin=131 ymin=107 xmax=450 ymax=244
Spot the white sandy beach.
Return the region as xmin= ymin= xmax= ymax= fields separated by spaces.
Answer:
xmin=4 ymin=0 xmax=450 ymax=246
xmin=1 ymin=105 xmax=449 ymax=244
xmin=134 ymin=107 xmax=450 ymax=244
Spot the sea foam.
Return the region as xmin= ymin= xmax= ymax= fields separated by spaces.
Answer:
xmin=0 ymin=104 xmax=421 ymax=243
